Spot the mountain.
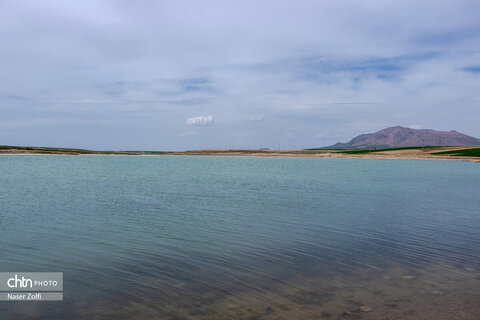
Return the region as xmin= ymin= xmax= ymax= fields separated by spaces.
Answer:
xmin=326 ymin=126 xmax=480 ymax=149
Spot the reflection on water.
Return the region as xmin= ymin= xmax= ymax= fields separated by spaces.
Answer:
xmin=0 ymin=155 xmax=479 ymax=319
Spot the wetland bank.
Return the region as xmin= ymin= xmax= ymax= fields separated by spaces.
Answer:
xmin=0 ymin=155 xmax=479 ymax=319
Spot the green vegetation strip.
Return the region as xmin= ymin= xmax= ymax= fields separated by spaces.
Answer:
xmin=432 ymin=148 xmax=480 ymax=157
xmin=0 ymin=145 xmax=137 ymax=155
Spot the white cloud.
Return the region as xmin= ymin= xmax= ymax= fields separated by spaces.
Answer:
xmin=316 ymin=131 xmax=328 ymax=138
xmin=61 ymin=99 xmax=114 ymax=104
xmin=249 ymin=116 xmax=264 ymax=122
xmin=186 ymin=115 xmax=214 ymax=126
xmin=408 ymin=124 xmax=421 ymax=129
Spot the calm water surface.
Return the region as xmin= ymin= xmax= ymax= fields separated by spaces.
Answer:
xmin=0 ymin=155 xmax=479 ymax=319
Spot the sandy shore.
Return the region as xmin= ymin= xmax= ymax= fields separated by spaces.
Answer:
xmin=1 ymin=146 xmax=479 ymax=162
xmin=163 ymin=147 xmax=480 ymax=162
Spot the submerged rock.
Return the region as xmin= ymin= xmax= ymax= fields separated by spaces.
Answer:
xmin=429 ymin=290 xmax=444 ymax=295
xmin=226 ymin=303 xmax=238 ymax=310
xmin=360 ymin=306 xmax=374 ymax=312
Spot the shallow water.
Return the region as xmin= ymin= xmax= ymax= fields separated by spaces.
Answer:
xmin=0 ymin=155 xmax=479 ymax=319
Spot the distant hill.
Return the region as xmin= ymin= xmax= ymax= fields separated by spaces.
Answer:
xmin=326 ymin=126 xmax=480 ymax=149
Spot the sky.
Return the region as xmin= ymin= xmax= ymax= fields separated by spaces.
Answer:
xmin=1 ymin=0 xmax=479 ymax=151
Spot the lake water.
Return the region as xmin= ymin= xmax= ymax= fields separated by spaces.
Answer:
xmin=0 ymin=155 xmax=479 ymax=319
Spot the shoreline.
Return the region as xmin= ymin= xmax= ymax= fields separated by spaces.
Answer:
xmin=1 ymin=149 xmax=479 ymax=162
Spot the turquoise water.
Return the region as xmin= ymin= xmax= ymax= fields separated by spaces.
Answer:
xmin=0 ymin=155 xmax=479 ymax=319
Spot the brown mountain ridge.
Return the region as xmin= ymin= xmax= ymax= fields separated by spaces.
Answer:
xmin=326 ymin=126 xmax=480 ymax=149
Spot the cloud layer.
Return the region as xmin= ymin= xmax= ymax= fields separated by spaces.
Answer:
xmin=1 ymin=1 xmax=479 ymax=150
xmin=186 ymin=115 xmax=214 ymax=126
